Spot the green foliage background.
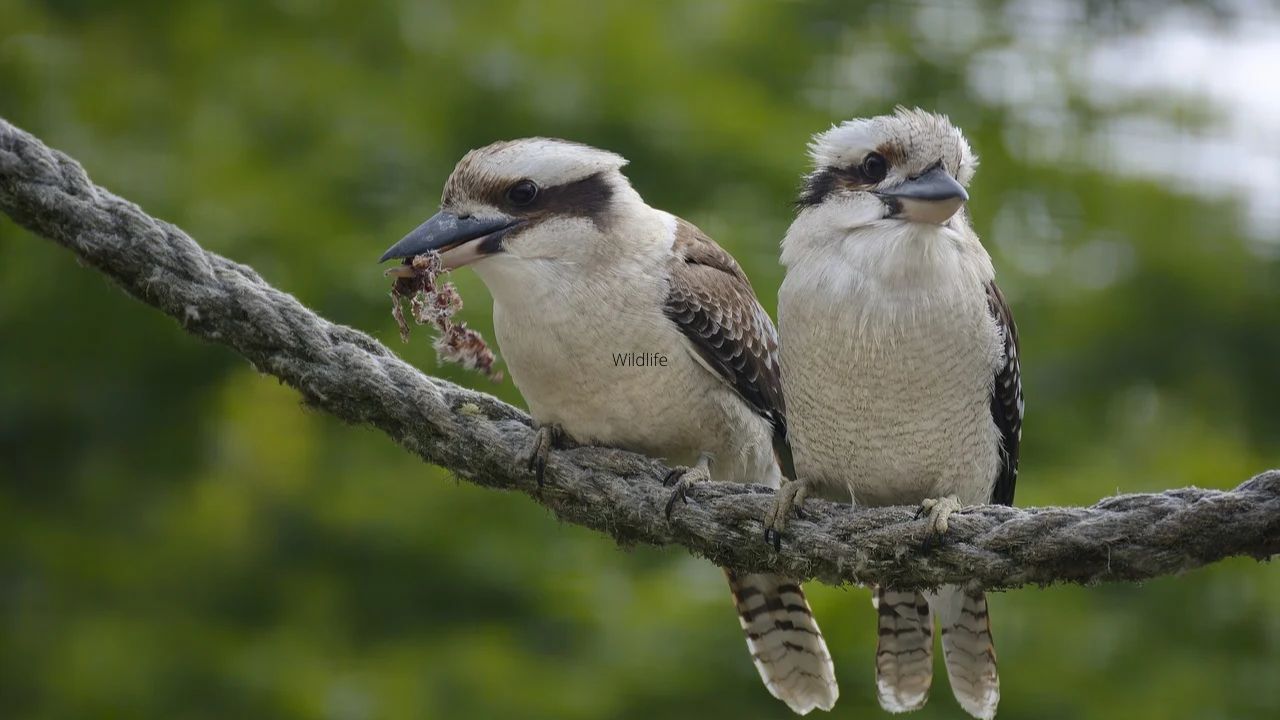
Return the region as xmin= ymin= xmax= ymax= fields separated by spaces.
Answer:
xmin=1 ymin=1 xmax=1277 ymax=718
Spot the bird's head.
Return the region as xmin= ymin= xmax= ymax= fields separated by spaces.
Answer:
xmin=796 ymin=107 xmax=976 ymax=230
xmin=380 ymin=138 xmax=639 ymax=272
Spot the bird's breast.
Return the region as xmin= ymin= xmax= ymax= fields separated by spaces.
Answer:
xmin=490 ymin=279 xmax=774 ymax=483
xmin=780 ymin=274 xmax=1003 ymax=507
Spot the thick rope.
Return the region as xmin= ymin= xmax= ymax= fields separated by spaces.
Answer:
xmin=1 ymin=117 xmax=1275 ymax=590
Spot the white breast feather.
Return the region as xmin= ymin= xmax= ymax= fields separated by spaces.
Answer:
xmin=477 ymin=208 xmax=780 ymax=489
xmin=780 ymin=221 xmax=1004 ymax=506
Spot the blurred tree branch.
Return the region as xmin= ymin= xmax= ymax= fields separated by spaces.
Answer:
xmin=2 ymin=117 xmax=1276 ymax=591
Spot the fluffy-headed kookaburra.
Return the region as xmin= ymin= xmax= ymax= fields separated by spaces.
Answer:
xmin=379 ymin=138 xmax=839 ymax=714
xmin=771 ymin=109 xmax=1023 ymax=719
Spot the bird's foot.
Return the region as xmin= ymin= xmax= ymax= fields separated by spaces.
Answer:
xmin=763 ymin=478 xmax=812 ymax=551
xmin=525 ymin=423 xmax=566 ymax=488
xmin=663 ymin=452 xmax=713 ymax=520
xmin=915 ymin=494 xmax=962 ymax=551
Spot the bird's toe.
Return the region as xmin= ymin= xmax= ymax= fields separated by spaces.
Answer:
xmin=763 ymin=479 xmax=811 ymax=550
xmin=524 ymin=424 xmax=566 ymax=488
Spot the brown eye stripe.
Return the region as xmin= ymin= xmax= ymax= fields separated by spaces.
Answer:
xmin=533 ymin=172 xmax=614 ymax=227
xmin=796 ymin=167 xmax=843 ymax=207
xmin=444 ymin=171 xmax=616 ymax=230
xmin=796 ymin=141 xmax=908 ymax=208
xmin=796 ymin=166 xmax=874 ymax=207
xmin=874 ymin=141 xmax=906 ymax=167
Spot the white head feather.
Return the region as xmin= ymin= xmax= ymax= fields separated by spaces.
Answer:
xmin=808 ymin=107 xmax=978 ymax=185
xmin=432 ymin=138 xmax=665 ymax=303
xmin=782 ymin=108 xmax=993 ymax=302
xmin=452 ymin=138 xmax=629 ymax=192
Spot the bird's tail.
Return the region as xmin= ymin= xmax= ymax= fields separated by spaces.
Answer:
xmin=873 ymin=587 xmax=934 ymax=713
xmin=725 ymin=569 xmax=838 ymax=714
xmin=929 ymin=584 xmax=1000 ymax=720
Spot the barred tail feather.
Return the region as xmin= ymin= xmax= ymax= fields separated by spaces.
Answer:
xmin=874 ymin=587 xmax=933 ymax=713
xmin=930 ymin=585 xmax=1000 ymax=720
xmin=725 ymin=569 xmax=838 ymax=714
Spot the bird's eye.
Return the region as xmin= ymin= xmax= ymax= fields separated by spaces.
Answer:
xmin=861 ymin=153 xmax=888 ymax=182
xmin=506 ymin=180 xmax=538 ymax=206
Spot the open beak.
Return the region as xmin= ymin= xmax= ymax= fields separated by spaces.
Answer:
xmin=875 ymin=165 xmax=969 ymax=225
xmin=379 ymin=211 xmax=522 ymax=270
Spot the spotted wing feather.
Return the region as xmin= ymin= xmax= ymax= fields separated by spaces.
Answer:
xmin=663 ymin=218 xmax=794 ymax=477
xmin=986 ymin=281 xmax=1022 ymax=507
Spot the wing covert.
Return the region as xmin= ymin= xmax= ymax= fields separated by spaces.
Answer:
xmin=663 ymin=217 xmax=794 ymax=477
xmin=986 ymin=281 xmax=1023 ymax=506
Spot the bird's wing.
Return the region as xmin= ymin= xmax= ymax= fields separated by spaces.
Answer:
xmin=663 ymin=217 xmax=794 ymax=477
xmin=986 ymin=281 xmax=1023 ymax=506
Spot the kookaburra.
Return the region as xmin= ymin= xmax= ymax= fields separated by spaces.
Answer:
xmin=379 ymin=138 xmax=839 ymax=714
xmin=771 ymin=108 xmax=1023 ymax=719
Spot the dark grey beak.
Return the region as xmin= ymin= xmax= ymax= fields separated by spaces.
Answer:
xmin=379 ymin=211 xmax=521 ymax=265
xmin=878 ymin=165 xmax=968 ymax=203
xmin=875 ymin=165 xmax=968 ymax=225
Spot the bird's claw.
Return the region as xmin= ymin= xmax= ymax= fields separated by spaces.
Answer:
xmin=663 ymin=453 xmax=713 ymax=520
xmin=525 ymin=424 xmax=565 ymax=488
xmin=763 ymin=479 xmax=811 ymax=551
xmin=917 ymin=494 xmax=962 ymax=552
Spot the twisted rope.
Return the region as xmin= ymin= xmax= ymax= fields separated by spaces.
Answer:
xmin=1 ymin=116 xmax=1275 ymax=590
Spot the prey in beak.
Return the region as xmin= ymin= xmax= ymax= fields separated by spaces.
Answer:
xmin=380 ymin=211 xmax=523 ymax=272
xmin=875 ymin=164 xmax=969 ymax=225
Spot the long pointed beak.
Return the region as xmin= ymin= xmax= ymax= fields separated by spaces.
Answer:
xmin=875 ymin=165 xmax=969 ymax=225
xmin=379 ymin=211 xmax=521 ymax=269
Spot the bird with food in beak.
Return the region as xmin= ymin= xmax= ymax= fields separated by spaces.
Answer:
xmin=380 ymin=138 xmax=840 ymax=715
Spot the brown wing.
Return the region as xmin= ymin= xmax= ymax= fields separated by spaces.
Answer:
xmin=663 ymin=218 xmax=794 ymax=478
xmin=987 ymin=281 xmax=1023 ymax=506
